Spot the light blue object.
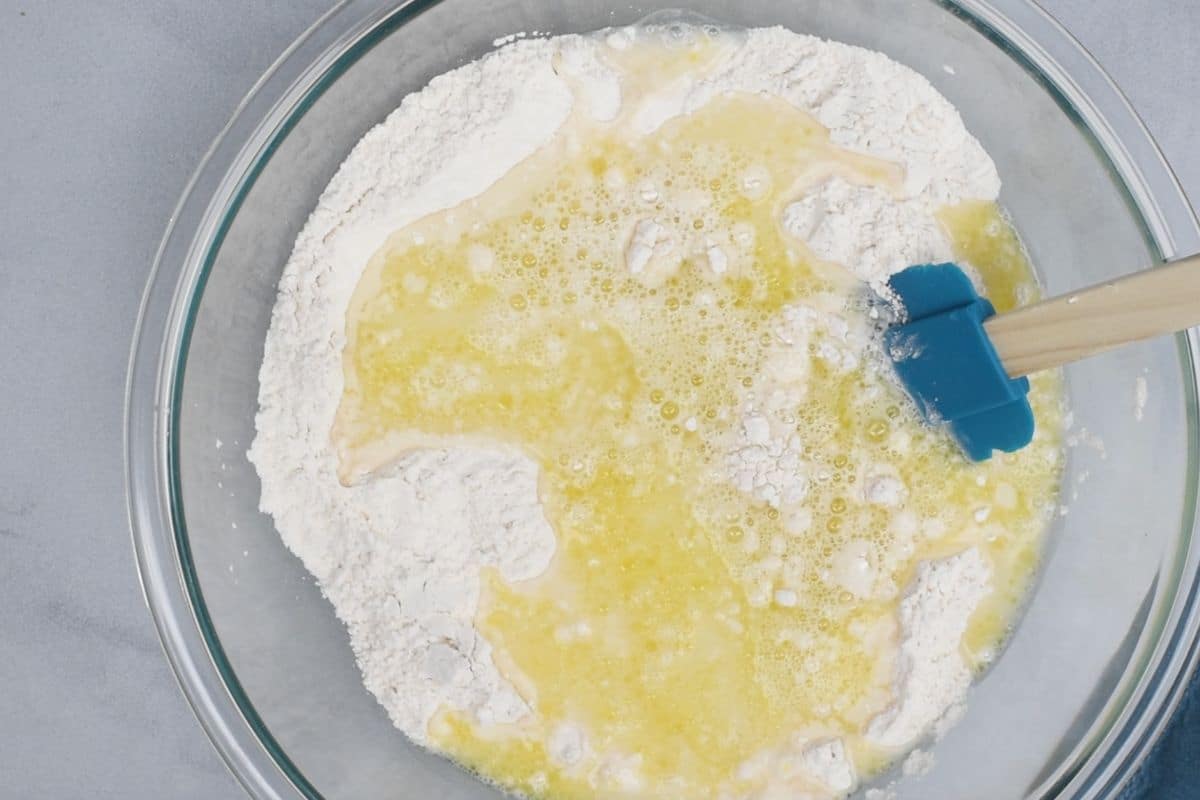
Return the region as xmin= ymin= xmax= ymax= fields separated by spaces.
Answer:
xmin=884 ymin=263 xmax=1034 ymax=461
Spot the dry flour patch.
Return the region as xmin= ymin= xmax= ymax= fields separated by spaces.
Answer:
xmin=249 ymin=36 xmax=594 ymax=742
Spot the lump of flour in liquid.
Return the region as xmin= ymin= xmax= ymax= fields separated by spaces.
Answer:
xmin=781 ymin=176 xmax=956 ymax=294
xmin=867 ymin=549 xmax=991 ymax=749
xmin=252 ymin=20 xmax=1065 ymax=800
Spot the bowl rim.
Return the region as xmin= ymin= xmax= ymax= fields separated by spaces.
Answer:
xmin=124 ymin=1 xmax=1200 ymax=798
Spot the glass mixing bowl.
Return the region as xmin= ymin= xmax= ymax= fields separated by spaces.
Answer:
xmin=125 ymin=1 xmax=1200 ymax=798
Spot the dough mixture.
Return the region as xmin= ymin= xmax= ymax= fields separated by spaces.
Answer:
xmin=250 ymin=24 xmax=1064 ymax=800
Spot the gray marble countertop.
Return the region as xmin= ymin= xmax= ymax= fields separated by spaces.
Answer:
xmin=1 ymin=2 xmax=1196 ymax=797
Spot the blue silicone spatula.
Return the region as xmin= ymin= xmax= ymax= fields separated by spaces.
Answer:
xmin=884 ymin=253 xmax=1200 ymax=461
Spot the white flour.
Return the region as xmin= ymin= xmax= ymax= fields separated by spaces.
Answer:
xmin=725 ymin=299 xmax=877 ymax=516
xmin=250 ymin=22 xmax=1004 ymax=794
xmin=867 ymin=548 xmax=991 ymax=750
xmin=735 ymin=734 xmax=858 ymax=795
xmin=627 ymin=27 xmax=999 ymax=205
xmin=782 ymin=176 xmax=957 ymax=295
xmin=250 ymin=35 xmax=597 ymax=738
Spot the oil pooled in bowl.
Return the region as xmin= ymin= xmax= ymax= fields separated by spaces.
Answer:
xmin=333 ymin=84 xmax=1063 ymax=799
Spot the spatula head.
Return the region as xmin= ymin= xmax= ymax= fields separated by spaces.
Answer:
xmin=884 ymin=263 xmax=1034 ymax=461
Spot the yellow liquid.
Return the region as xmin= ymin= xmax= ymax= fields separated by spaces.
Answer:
xmin=335 ymin=86 xmax=1063 ymax=797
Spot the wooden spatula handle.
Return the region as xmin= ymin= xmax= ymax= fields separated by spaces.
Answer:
xmin=983 ymin=253 xmax=1200 ymax=378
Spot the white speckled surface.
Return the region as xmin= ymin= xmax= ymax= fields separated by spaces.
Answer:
xmin=0 ymin=2 xmax=1195 ymax=797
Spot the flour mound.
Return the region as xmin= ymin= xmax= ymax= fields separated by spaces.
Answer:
xmin=782 ymin=176 xmax=956 ymax=293
xmin=248 ymin=36 xmax=616 ymax=743
xmin=632 ymin=27 xmax=1000 ymax=205
xmin=250 ymin=22 xmax=1005 ymax=778
xmin=867 ymin=548 xmax=991 ymax=749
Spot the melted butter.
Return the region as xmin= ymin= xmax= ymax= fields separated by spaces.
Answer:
xmin=940 ymin=201 xmax=1065 ymax=665
xmin=334 ymin=64 xmax=1063 ymax=798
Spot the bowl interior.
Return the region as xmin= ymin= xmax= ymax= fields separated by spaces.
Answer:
xmin=173 ymin=1 xmax=1193 ymax=797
